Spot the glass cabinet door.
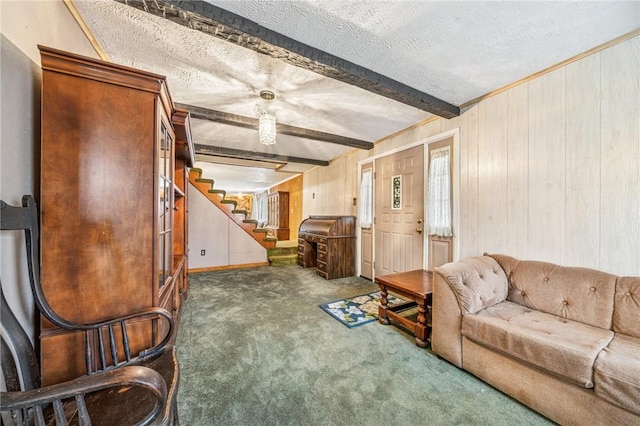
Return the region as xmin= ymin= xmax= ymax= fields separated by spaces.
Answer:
xmin=158 ymin=120 xmax=174 ymax=288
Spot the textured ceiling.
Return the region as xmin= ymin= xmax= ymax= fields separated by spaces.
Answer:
xmin=73 ymin=0 xmax=639 ymax=192
xmin=214 ymin=1 xmax=639 ymax=105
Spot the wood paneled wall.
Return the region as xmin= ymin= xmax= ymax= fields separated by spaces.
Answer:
xmin=303 ymin=35 xmax=639 ymax=276
xmin=269 ymin=175 xmax=303 ymax=240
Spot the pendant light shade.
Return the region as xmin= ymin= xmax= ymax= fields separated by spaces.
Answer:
xmin=257 ymin=90 xmax=276 ymax=145
xmin=258 ymin=112 xmax=276 ymax=145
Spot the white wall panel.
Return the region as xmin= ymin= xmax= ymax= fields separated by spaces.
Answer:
xmin=600 ymin=37 xmax=640 ymax=275
xmin=565 ymin=53 xmax=601 ymax=268
xmin=528 ymin=68 xmax=566 ymax=263
xmin=465 ymin=105 xmax=480 ymax=259
xmin=456 ymin=112 xmax=470 ymax=260
xmin=506 ymin=83 xmax=530 ymax=257
xmin=478 ymin=92 xmax=509 ymax=254
xmin=303 ymin=36 xmax=640 ymax=276
xmin=229 ymin=223 xmax=268 ymax=265
xmin=302 ymin=166 xmax=319 ymax=218
xmin=414 ymin=119 xmax=442 ymax=142
xmin=189 ymin=188 xmax=229 ymax=268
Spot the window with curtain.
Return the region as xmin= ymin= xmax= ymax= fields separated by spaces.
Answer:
xmin=359 ymin=169 xmax=373 ymax=228
xmin=252 ymin=191 xmax=268 ymax=225
xmin=428 ymin=148 xmax=452 ymax=237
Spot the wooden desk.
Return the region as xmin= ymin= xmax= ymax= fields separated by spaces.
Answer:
xmin=376 ymin=270 xmax=433 ymax=347
xmin=297 ymin=216 xmax=355 ymax=280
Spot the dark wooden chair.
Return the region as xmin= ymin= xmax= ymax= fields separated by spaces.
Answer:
xmin=0 ymin=195 xmax=179 ymax=425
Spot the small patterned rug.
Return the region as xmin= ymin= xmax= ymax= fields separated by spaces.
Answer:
xmin=319 ymin=291 xmax=405 ymax=328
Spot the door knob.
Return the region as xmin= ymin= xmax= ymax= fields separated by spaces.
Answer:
xmin=417 ymin=218 xmax=423 ymax=224
xmin=416 ymin=227 xmax=423 ymax=234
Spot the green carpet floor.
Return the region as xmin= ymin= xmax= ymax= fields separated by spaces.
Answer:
xmin=176 ymin=265 xmax=554 ymax=425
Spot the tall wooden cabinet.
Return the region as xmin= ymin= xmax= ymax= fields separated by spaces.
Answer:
xmin=266 ymin=191 xmax=290 ymax=240
xmin=38 ymin=46 xmax=194 ymax=385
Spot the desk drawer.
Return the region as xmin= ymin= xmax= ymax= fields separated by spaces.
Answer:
xmin=317 ymin=243 xmax=327 ymax=253
xmin=317 ymin=260 xmax=327 ymax=272
xmin=317 ymin=250 xmax=327 ymax=261
xmin=316 ymin=269 xmax=328 ymax=279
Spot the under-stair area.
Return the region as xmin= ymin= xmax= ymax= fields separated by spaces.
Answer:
xmin=189 ymin=168 xmax=299 ymax=268
xmin=189 ymin=168 xmax=277 ymax=250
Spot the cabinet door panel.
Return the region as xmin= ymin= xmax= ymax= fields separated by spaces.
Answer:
xmin=41 ymin=72 xmax=155 ymax=324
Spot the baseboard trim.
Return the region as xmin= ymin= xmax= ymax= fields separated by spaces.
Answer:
xmin=188 ymin=262 xmax=269 ymax=273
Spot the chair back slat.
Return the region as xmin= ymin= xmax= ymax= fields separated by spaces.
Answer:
xmin=85 ymin=330 xmax=93 ymax=374
xmin=34 ymin=405 xmax=46 ymax=425
xmin=122 ymin=321 xmax=132 ymax=362
xmin=108 ymin=324 xmax=118 ymax=367
xmin=75 ymin=395 xmax=91 ymax=426
xmin=97 ymin=327 xmax=107 ymax=370
xmin=13 ymin=408 xmax=24 ymax=425
xmin=53 ymin=400 xmax=68 ymax=425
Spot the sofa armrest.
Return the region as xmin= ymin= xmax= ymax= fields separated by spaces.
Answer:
xmin=432 ymin=272 xmax=465 ymax=367
xmin=431 ymin=256 xmax=509 ymax=367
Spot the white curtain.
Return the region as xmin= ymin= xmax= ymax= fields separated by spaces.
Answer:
xmin=251 ymin=194 xmax=259 ymax=220
xmin=359 ymin=169 xmax=373 ymax=228
xmin=428 ymin=148 xmax=452 ymax=237
xmin=252 ymin=191 xmax=268 ymax=225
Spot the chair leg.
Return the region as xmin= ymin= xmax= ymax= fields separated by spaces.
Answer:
xmin=172 ymin=400 xmax=180 ymax=426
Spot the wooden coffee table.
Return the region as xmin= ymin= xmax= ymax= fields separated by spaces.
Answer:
xmin=375 ymin=270 xmax=433 ymax=347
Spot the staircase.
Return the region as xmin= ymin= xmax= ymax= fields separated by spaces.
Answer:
xmin=189 ymin=168 xmax=277 ymax=249
xmin=267 ymin=241 xmax=298 ymax=266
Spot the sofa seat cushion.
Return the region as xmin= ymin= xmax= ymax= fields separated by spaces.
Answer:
xmin=461 ymin=301 xmax=614 ymax=388
xmin=594 ymin=334 xmax=640 ymax=415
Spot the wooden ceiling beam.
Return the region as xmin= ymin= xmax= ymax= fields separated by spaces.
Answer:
xmin=115 ymin=0 xmax=460 ymax=119
xmin=177 ymin=103 xmax=373 ymax=150
xmin=194 ymin=144 xmax=330 ymax=167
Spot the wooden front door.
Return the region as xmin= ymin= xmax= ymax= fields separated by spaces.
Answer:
xmin=375 ymin=145 xmax=424 ymax=277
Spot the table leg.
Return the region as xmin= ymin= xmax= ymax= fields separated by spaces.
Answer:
xmin=414 ymin=297 xmax=428 ymax=348
xmin=378 ymin=285 xmax=390 ymax=325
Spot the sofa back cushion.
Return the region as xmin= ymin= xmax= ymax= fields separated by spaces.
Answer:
xmin=614 ymin=277 xmax=640 ymax=338
xmin=435 ymin=256 xmax=508 ymax=314
xmin=489 ymin=254 xmax=617 ymax=329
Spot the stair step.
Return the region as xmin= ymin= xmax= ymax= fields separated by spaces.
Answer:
xmin=208 ymin=189 xmax=226 ymax=197
xmin=267 ymin=246 xmax=298 ymax=256
xmin=196 ymin=178 xmax=214 ymax=185
xmin=268 ymin=254 xmax=298 ymax=266
xmin=275 ymin=240 xmax=298 ymax=248
xmin=232 ymin=209 xmax=248 ymax=216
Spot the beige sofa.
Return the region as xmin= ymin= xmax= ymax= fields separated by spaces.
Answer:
xmin=432 ymin=254 xmax=640 ymax=425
